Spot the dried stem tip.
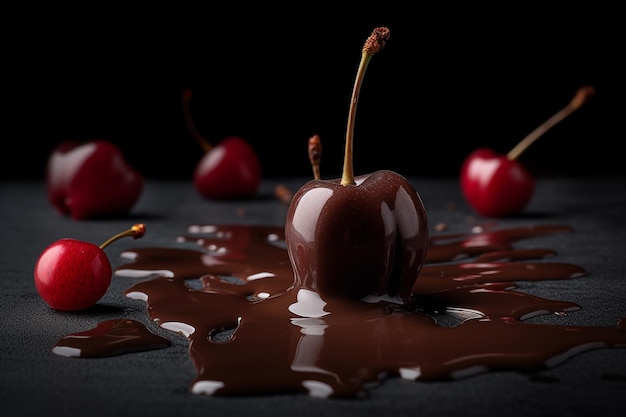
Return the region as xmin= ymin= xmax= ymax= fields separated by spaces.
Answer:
xmin=308 ymin=134 xmax=322 ymax=180
xmin=363 ymin=27 xmax=390 ymax=54
xmin=571 ymin=85 xmax=595 ymax=108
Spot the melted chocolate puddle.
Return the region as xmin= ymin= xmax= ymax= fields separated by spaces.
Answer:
xmin=58 ymin=223 xmax=626 ymax=398
xmin=52 ymin=319 xmax=171 ymax=358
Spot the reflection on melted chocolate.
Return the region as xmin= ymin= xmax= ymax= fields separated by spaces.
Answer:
xmin=59 ymin=224 xmax=625 ymax=398
xmin=52 ymin=319 xmax=171 ymax=358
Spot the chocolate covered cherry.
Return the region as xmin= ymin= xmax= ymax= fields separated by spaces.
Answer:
xmin=286 ymin=171 xmax=428 ymax=300
xmin=285 ymin=28 xmax=429 ymax=302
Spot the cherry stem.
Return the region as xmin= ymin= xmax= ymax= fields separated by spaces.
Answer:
xmin=506 ymin=85 xmax=595 ymax=161
xmin=181 ymin=89 xmax=213 ymax=153
xmin=308 ymin=134 xmax=322 ymax=180
xmin=273 ymin=133 xmax=323 ymax=204
xmin=99 ymin=224 xmax=146 ymax=250
xmin=341 ymin=27 xmax=390 ymax=186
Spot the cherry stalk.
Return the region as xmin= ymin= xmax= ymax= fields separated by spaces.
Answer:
xmin=341 ymin=27 xmax=389 ymax=186
xmin=308 ymin=134 xmax=322 ymax=180
xmin=507 ymin=85 xmax=595 ymax=160
xmin=181 ymin=89 xmax=213 ymax=153
xmin=100 ymin=224 xmax=146 ymax=249
xmin=274 ymin=134 xmax=323 ymax=204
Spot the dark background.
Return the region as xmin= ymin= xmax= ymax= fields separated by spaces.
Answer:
xmin=5 ymin=4 xmax=624 ymax=181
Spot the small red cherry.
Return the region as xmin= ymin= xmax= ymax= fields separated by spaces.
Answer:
xmin=460 ymin=85 xmax=595 ymax=217
xmin=181 ymin=89 xmax=262 ymax=199
xmin=34 ymin=224 xmax=146 ymax=311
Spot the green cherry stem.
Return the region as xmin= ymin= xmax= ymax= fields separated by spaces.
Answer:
xmin=506 ymin=85 xmax=595 ymax=161
xmin=182 ymin=89 xmax=213 ymax=153
xmin=99 ymin=224 xmax=146 ymax=250
xmin=341 ymin=27 xmax=390 ymax=186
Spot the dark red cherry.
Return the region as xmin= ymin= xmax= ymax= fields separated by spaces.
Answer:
xmin=182 ymin=89 xmax=261 ymax=199
xmin=46 ymin=140 xmax=143 ymax=220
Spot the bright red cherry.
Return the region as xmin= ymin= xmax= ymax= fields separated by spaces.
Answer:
xmin=460 ymin=147 xmax=534 ymax=218
xmin=181 ymin=89 xmax=262 ymax=199
xmin=34 ymin=224 xmax=146 ymax=311
xmin=460 ymin=85 xmax=595 ymax=218
xmin=46 ymin=140 xmax=144 ymax=220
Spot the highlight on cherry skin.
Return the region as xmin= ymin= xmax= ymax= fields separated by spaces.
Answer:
xmin=34 ymin=224 xmax=146 ymax=311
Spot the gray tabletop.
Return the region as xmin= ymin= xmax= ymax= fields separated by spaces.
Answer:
xmin=2 ymin=176 xmax=625 ymax=417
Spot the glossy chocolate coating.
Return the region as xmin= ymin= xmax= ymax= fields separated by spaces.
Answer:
xmin=285 ymin=170 xmax=429 ymax=300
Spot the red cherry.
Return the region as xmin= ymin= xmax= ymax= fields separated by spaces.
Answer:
xmin=460 ymin=147 xmax=534 ymax=217
xmin=192 ymin=136 xmax=261 ymax=199
xmin=460 ymin=86 xmax=595 ymax=217
xmin=181 ymin=89 xmax=262 ymax=199
xmin=34 ymin=224 xmax=146 ymax=311
xmin=46 ymin=140 xmax=144 ymax=220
